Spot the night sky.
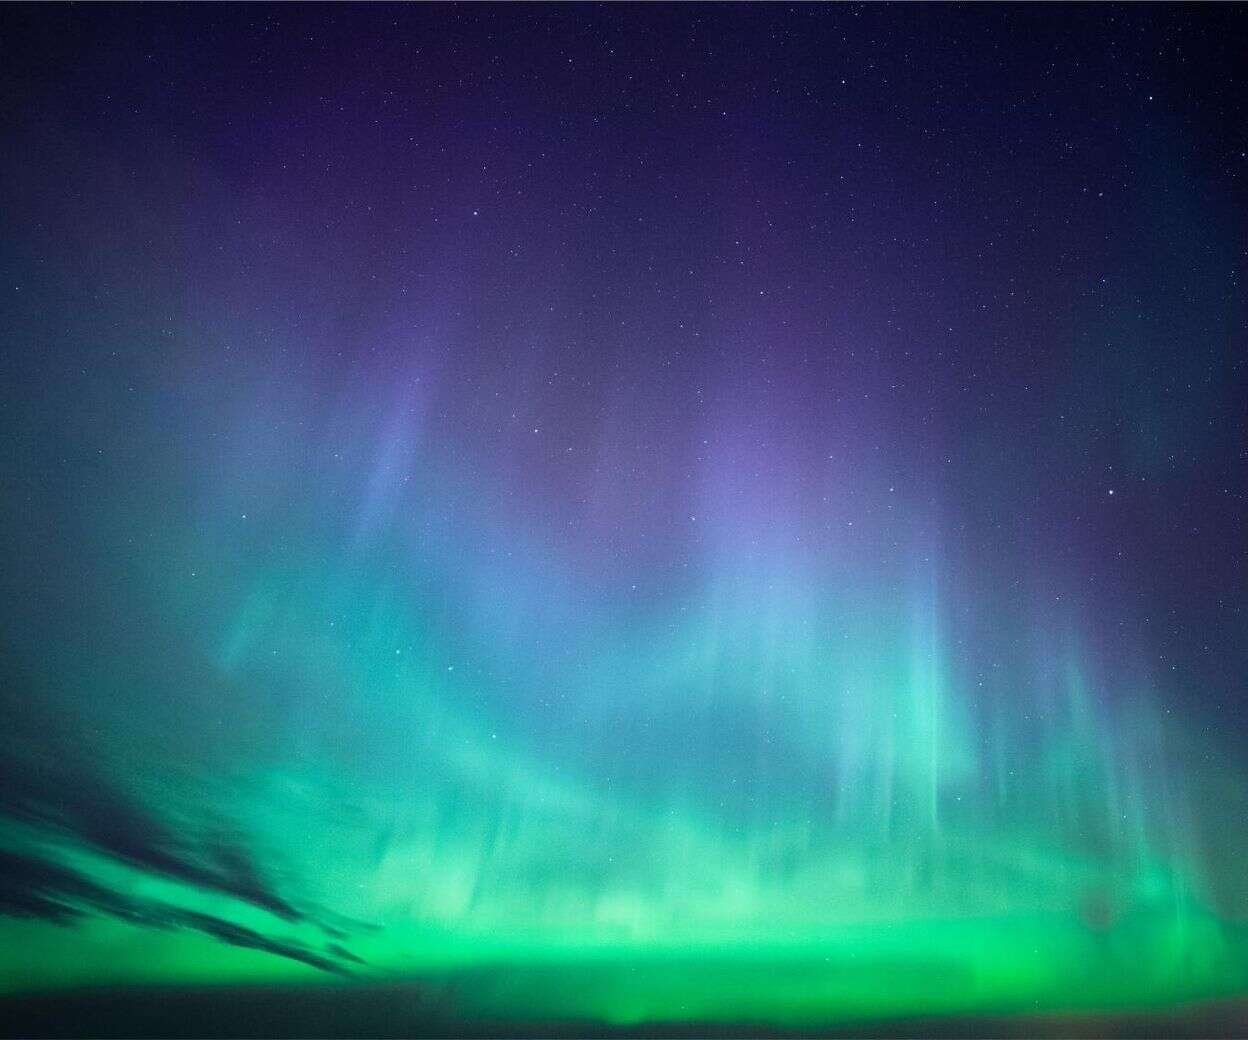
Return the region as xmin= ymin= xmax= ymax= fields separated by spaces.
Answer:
xmin=1 ymin=4 xmax=1247 ymax=1035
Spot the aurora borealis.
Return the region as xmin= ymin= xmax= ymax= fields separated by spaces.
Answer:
xmin=2 ymin=4 xmax=1248 ymax=1036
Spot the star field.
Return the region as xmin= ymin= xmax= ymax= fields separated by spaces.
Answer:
xmin=1 ymin=5 xmax=1247 ymax=1036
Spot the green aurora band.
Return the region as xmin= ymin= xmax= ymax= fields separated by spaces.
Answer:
xmin=2 ymin=433 xmax=1246 ymax=1027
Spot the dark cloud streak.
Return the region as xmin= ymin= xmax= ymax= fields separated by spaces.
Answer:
xmin=0 ymin=661 xmax=362 ymax=975
xmin=0 ymin=847 xmax=358 ymax=976
xmin=0 ymin=660 xmax=301 ymax=922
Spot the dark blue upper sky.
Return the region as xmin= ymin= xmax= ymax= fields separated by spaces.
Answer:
xmin=4 ymin=3 xmax=1244 ymax=725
